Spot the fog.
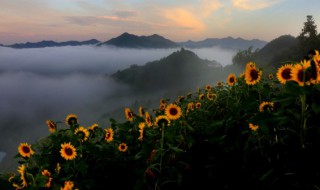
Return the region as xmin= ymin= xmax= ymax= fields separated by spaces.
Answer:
xmin=0 ymin=45 xmax=236 ymax=172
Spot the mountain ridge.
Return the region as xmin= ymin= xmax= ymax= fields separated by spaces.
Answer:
xmin=2 ymin=32 xmax=267 ymax=50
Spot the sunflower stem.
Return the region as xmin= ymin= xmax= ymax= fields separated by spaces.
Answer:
xmin=159 ymin=123 xmax=165 ymax=176
xmin=300 ymin=93 xmax=307 ymax=148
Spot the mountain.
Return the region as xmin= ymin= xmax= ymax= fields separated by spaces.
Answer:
xmin=178 ymin=36 xmax=267 ymax=50
xmin=7 ymin=39 xmax=100 ymax=48
xmin=98 ymin=32 xmax=178 ymax=48
xmin=111 ymin=48 xmax=224 ymax=93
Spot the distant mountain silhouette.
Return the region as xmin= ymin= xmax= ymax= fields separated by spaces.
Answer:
xmin=111 ymin=48 xmax=224 ymax=92
xmin=98 ymin=32 xmax=178 ymax=48
xmin=178 ymin=36 xmax=267 ymax=50
xmin=7 ymin=39 xmax=100 ymax=48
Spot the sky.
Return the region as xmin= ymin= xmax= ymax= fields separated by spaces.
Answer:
xmin=1 ymin=0 xmax=320 ymax=45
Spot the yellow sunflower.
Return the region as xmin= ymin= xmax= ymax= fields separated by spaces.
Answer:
xmin=205 ymin=84 xmax=212 ymax=91
xmin=74 ymin=126 xmax=90 ymax=142
xmin=145 ymin=112 xmax=153 ymax=127
xmin=65 ymin=114 xmax=78 ymax=126
xmin=291 ymin=60 xmax=312 ymax=86
xmin=259 ymin=101 xmax=274 ymax=112
xmin=88 ymin=123 xmax=99 ymax=131
xmin=227 ymin=73 xmax=237 ymax=86
xmin=60 ymin=142 xmax=77 ymax=160
xmin=207 ymin=93 xmax=217 ymax=100
xmin=139 ymin=106 xmax=145 ymax=117
xmin=41 ymin=169 xmax=52 ymax=188
xmin=176 ymin=96 xmax=185 ymax=103
xmin=245 ymin=62 xmax=262 ymax=85
xmin=105 ymin=128 xmax=114 ymax=143
xmin=165 ymin=104 xmax=182 ymax=120
xmin=154 ymin=115 xmax=171 ymax=127
xmin=159 ymin=103 xmax=166 ymax=110
xmin=199 ymin=93 xmax=205 ymax=100
xmin=268 ymin=73 xmax=274 ymax=80
xmin=125 ymin=108 xmax=134 ymax=121
xmin=195 ymin=102 xmax=201 ymax=109
xmin=17 ymin=164 xmax=27 ymax=188
xmin=18 ymin=143 xmax=34 ymax=158
xmin=276 ymin=64 xmax=294 ymax=84
xmin=61 ymin=180 xmax=74 ymax=190
xmin=138 ymin=122 xmax=145 ymax=141
xmin=249 ymin=123 xmax=259 ymax=131
xmin=46 ymin=120 xmax=57 ymax=133
xmin=118 ymin=143 xmax=128 ymax=152
xmin=216 ymin=81 xmax=223 ymax=87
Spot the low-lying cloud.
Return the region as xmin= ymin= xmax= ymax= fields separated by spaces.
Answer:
xmin=0 ymin=45 xmax=236 ymax=172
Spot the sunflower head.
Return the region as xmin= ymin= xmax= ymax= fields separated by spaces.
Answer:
xmin=41 ymin=170 xmax=52 ymax=188
xmin=291 ymin=60 xmax=312 ymax=86
xmin=165 ymin=104 xmax=182 ymax=120
xmin=74 ymin=126 xmax=90 ymax=142
xmin=17 ymin=164 xmax=27 ymax=188
xmin=46 ymin=120 xmax=57 ymax=133
xmin=205 ymin=84 xmax=212 ymax=91
xmin=259 ymin=101 xmax=274 ymax=112
xmin=139 ymin=106 xmax=145 ymax=117
xmin=207 ymin=93 xmax=217 ymax=100
xmin=125 ymin=108 xmax=134 ymax=121
xmin=118 ymin=143 xmax=128 ymax=152
xmin=249 ymin=123 xmax=259 ymax=131
xmin=105 ymin=128 xmax=114 ymax=143
xmin=154 ymin=115 xmax=171 ymax=127
xmin=88 ymin=123 xmax=99 ymax=131
xmin=60 ymin=142 xmax=77 ymax=160
xmin=18 ymin=143 xmax=34 ymax=158
xmin=245 ymin=62 xmax=262 ymax=85
xmin=61 ymin=181 xmax=74 ymax=190
xmin=145 ymin=112 xmax=153 ymax=127
xmin=227 ymin=73 xmax=237 ymax=86
xmin=65 ymin=114 xmax=78 ymax=127
xmin=276 ymin=64 xmax=294 ymax=84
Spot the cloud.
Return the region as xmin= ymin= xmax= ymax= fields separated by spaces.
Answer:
xmin=163 ymin=8 xmax=206 ymax=31
xmin=198 ymin=0 xmax=223 ymax=17
xmin=232 ymin=0 xmax=282 ymax=11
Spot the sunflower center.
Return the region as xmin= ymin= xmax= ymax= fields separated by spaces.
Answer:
xmin=281 ymin=68 xmax=292 ymax=79
xmin=121 ymin=145 xmax=126 ymax=150
xmin=22 ymin=146 xmax=30 ymax=153
xmin=65 ymin=148 xmax=73 ymax=156
xmin=106 ymin=132 xmax=111 ymax=139
xmin=169 ymin=108 xmax=178 ymax=116
xmin=229 ymin=77 xmax=235 ymax=83
xmin=297 ymin=69 xmax=304 ymax=82
xmin=158 ymin=118 xmax=168 ymax=127
xmin=250 ymin=69 xmax=259 ymax=81
xmin=68 ymin=118 xmax=77 ymax=125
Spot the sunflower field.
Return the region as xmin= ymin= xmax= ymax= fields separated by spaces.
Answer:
xmin=2 ymin=50 xmax=320 ymax=190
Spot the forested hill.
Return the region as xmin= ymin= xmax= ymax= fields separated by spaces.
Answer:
xmin=111 ymin=48 xmax=225 ymax=93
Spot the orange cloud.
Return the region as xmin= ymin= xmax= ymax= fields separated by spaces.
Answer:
xmin=232 ymin=0 xmax=282 ymax=11
xmin=199 ymin=0 xmax=223 ymax=17
xmin=163 ymin=8 xmax=205 ymax=32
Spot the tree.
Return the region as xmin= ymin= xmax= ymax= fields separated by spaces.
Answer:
xmin=298 ymin=15 xmax=319 ymax=55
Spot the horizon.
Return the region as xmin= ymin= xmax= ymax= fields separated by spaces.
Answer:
xmin=1 ymin=0 xmax=320 ymax=45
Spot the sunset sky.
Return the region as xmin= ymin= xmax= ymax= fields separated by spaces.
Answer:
xmin=1 ymin=0 xmax=320 ymax=45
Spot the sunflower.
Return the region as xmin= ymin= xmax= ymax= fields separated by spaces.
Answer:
xmin=65 ymin=114 xmax=78 ymax=127
xmin=160 ymin=98 xmax=166 ymax=105
xmin=88 ymin=123 xmax=99 ymax=131
xmin=17 ymin=164 xmax=27 ymax=188
xmin=61 ymin=181 xmax=74 ymax=190
xmin=139 ymin=106 xmax=145 ymax=117
xmin=74 ymin=126 xmax=90 ymax=142
xmin=41 ymin=169 xmax=52 ymax=188
xmin=118 ymin=143 xmax=128 ymax=152
xmin=245 ymin=62 xmax=262 ymax=85
xmin=195 ymin=102 xmax=201 ymax=109
xmin=105 ymin=128 xmax=114 ymax=143
xmin=227 ymin=73 xmax=237 ymax=86
xmin=207 ymin=93 xmax=217 ymax=100
xmin=145 ymin=112 xmax=153 ymax=127
xmin=138 ymin=122 xmax=145 ymax=141
xmin=259 ymin=101 xmax=274 ymax=112
xmin=276 ymin=64 xmax=294 ymax=84
xmin=159 ymin=103 xmax=166 ymax=110
xmin=187 ymin=102 xmax=195 ymax=113
xmin=199 ymin=93 xmax=205 ymax=100
xmin=249 ymin=123 xmax=259 ymax=131
xmin=60 ymin=142 xmax=77 ymax=160
xmin=154 ymin=115 xmax=171 ymax=127
xmin=125 ymin=108 xmax=134 ymax=121
xmin=176 ymin=96 xmax=185 ymax=103
xmin=165 ymin=104 xmax=182 ymax=120
xmin=216 ymin=81 xmax=223 ymax=87
xmin=18 ymin=143 xmax=34 ymax=158
xmin=291 ymin=60 xmax=312 ymax=86
xmin=46 ymin=120 xmax=57 ymax=133
xmin=268 ymin=73 xmax=274 ymax=80
xmin=205 ymin=84 xmax=212 ymax=91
